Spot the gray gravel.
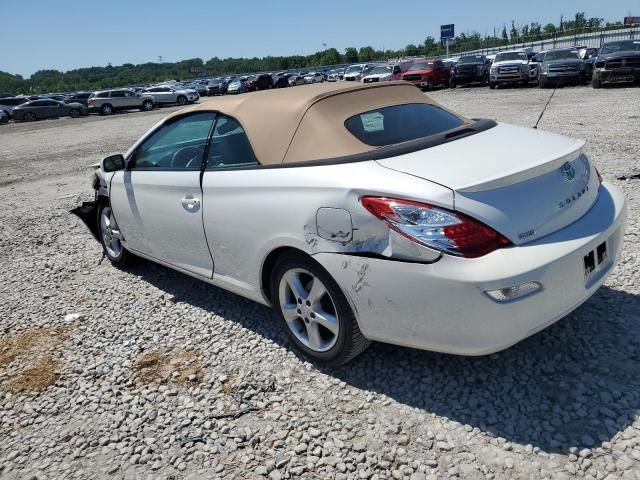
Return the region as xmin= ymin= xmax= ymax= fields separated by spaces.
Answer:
xmin=1 ymin=87 xmax=639 ymax=480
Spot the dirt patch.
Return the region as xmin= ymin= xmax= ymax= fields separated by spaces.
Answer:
xmin=134 ymin=350 xmax=203 ymax=386
xmin=2 ymin=357 xmax=62 ymax=392
xmin=0 ymin=326 xmax=71 ymax=366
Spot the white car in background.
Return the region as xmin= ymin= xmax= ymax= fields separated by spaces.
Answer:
xmin=90 ymin=81 xmax=626 ymax=366
xmin=361 ymin=65 xmax=394 ymax=83
xmin=343 ymin=64 xmax=370 ymax=81
xmin=141 ymin=86 xmax=199 ymax=106
xmin=489 ymin=50 xmax=534 ymax=88
xmin=303 ymin=72 xmax=324 ymax=84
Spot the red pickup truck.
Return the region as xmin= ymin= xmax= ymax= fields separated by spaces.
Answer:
xmin=401 ymin=60 xmax=451 ymax=91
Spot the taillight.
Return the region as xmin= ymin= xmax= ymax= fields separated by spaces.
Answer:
xmin=360 ymin=196 xmax=511 ymax=258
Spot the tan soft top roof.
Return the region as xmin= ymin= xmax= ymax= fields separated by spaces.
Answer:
xmin=170 ymin=81 xmax=466 ymax=165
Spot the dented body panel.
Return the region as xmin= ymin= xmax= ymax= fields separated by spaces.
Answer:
xmin=313 ymin=182 xmax=626 ymax=354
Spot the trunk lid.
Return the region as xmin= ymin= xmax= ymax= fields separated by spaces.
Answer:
xmin=376 ymin=123 xmax=599 ymax=245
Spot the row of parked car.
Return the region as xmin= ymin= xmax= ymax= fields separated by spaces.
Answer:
xmin=0 ymin=82 xmax=202 ymax=122
xmin=447 ymin=40 xmax=639 ymax=89
xmin=1 ymin=40 xmax=637 ymax=124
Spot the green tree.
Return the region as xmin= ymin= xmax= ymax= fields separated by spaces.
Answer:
xmin=358 ymin=46 xmax=376 ymax=61
xmin=424 ymin=36 xmax=437 ymax=54
xmin=501 ymin=25 xmax=509 ymax=44
xmin=344 ymin=47 xmax=358 ymax=63
xmin=509 ymin=20 xmax=520 ymax=42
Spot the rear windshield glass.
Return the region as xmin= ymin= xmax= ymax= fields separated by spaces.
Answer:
xmin=345 ymin=103 xmax=465 ymax=147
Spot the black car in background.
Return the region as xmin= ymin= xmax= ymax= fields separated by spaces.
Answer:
xmin=592 ymin=40 xmax=640 ymax=88
xmin=271 ymin=73 xmax=291 ymax=88
xmin=205 ymin=78 xmax=229 ymax=96
xmin=64 ymin=92 xmax=92 ymax=106
xmin=246 ymin=74 xmax=272 ymax=91
xmin=450 ymin=55 xmax=490 ymax=87
xmin=12 ymin=99 xmax=88 ymax=121
xmin=536 ymin=48 xmax=585 ymax=88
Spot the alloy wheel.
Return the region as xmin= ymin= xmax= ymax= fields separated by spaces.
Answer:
xmin=24 ymin=112 xmax=36 ymax=121
xmin=69 ymin=109 xmax=80 ymax=118
xmin=278 ymin=268 xmax=340 ymax=352
xmin=100 ymin=206 xmax=123 ymax=258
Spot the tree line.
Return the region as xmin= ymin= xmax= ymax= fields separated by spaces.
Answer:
xmin=0 ymin=12 xmax=630 ymax=94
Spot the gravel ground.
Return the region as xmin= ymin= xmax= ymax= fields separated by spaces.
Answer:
xmin=1 ymin=86 xmax=639 ymax=480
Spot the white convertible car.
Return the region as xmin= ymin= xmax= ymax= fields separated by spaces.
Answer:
xmin=91 ymin=81 xmax=627 ymax=365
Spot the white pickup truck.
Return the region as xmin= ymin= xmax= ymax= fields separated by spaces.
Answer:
xmin=489 ymin=50 xmax=538 ymax=89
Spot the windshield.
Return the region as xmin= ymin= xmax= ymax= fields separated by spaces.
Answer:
xmin=495 ymin=52 xmax=527 ymax=62
xmin=345 ymin=65 xmax=362 ymax=74
xmin=408 ymin=62 xmax=433 ymax=71
xmin=545 ymin=50 xmax=579 ymax=61
xmin=368 ymin=66 xmax=391 ymax=75
xmin=345 ymin=103 xmax=464 ymax=147
xmin=600 ymin=40 xmax=640 ymax=54
xmin=458 ymin=56 xmax=483 ymax=64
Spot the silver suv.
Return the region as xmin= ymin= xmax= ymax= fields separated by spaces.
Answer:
xmin=87 ymin=89 xmax=154 ymax=115
xmin=141 ymin=86 xmax=199 ymax=106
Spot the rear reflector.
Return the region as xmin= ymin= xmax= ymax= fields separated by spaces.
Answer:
xmin=484 ymin=281 xmax=543 ymax=302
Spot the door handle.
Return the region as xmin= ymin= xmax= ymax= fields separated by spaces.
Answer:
xmin=180 ymin=196 xmax=201 ymax=211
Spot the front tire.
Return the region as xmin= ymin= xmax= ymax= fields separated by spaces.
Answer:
xmin=489 ymin=82 xmax=496 ymax=89
xmin=592 ymin=73 xmax=602 ymax=89
xmin=177 ymin=96 xmax=187 ymax=106
xmin=141 ymin=100 xmax=153 ymax=111
xmin=98 ymin=201 xmax=132 ymax=268
xmin=23 ymin=112 xmax=37 ymax=121
xmin=69 ymin=109 xmax=80 ymax=118
xmin=271 ymin=252 xmax=370 ymax=366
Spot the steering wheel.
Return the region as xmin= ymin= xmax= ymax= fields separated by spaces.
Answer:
xmin=171 ymin=146 xmax=203 ymax=169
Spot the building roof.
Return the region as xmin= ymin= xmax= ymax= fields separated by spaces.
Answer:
xmin=169 ymin=81 xmax=463 ymax=165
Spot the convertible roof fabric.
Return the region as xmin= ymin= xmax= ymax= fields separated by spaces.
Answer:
xmin=169 ymin=81 xmax=467 ymax=165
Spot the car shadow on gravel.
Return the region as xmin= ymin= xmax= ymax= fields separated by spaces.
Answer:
xmin=118 ymin=258 xmax=639 ymax=456
xmin=332 ymin=285 xmax=640 ymax=455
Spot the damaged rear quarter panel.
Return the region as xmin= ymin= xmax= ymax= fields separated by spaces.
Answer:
xmin=200 ymin=160 xmax=453 ymax=291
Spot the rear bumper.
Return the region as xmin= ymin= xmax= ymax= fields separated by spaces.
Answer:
xmin=314 ymin=182 xmax=627 ymax=355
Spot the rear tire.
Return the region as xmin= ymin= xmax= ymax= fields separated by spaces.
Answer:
xmin=98 ymin=201 xmax=133 ymax=268
xmin=270 ymin=252 xmax=370 ymax=366
xmin=69 ymin=109 xmax=80 ymax=118
xmin=100 ymin=104 xmax=113 ymax=115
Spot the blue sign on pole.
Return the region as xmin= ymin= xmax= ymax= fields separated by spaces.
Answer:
xmin=440 ymin=24 xmax=455 ymax=39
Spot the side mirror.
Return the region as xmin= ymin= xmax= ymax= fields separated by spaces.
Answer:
xmin=101 ymin=154 xmax=125 ymax=173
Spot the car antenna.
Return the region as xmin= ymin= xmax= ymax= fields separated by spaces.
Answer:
xmin=534 ymin=80 xmax=560 ymax=129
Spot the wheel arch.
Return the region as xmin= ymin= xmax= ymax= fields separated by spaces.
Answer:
xmin=260 ymin=246 xmax=310 ymax=304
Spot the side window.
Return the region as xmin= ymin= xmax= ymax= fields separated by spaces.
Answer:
xmin=130 ymin=113 xmax=216 ymax=170
xmin=111 ymin=91 xmax=125 ymax=98
xmin=206 ymin=115 xmax=259 ymax=169
xmin=124 ymin=91 xmax=135 ymax=97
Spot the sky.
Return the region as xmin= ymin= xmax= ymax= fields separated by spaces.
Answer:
xmin=1 ymin=0 xmax=637 ymax=77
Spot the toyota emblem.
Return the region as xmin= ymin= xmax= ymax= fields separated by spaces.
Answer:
xmin=561 ymin=162 xmax=576 ymax=182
